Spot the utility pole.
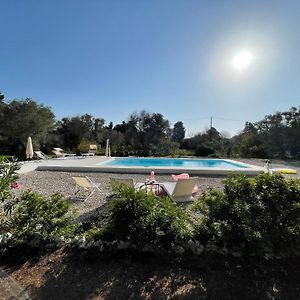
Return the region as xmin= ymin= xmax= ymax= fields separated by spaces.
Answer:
xmin=209 ymin=116 xmax=213 ymax=141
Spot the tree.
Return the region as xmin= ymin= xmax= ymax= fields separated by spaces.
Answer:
xmin=172 ymin=121 xmax=185 ymax=145
xmin=137 ymin=111 xmax=172 ymax=155
xmin=243 ymin=122 xmax=257 ymax=135
xmin=93 ymin=117 xmax=106 ymax=144
xmin=106 ymin=122 xmax=113 ymax=130
xmin=0 ymin=92 xmax=4 ymax=102
xmin=55 ymin=114 xmax=97 ymax=149
xmin=230 ymin=107 xmax=300 ymax=159
xmin=115 ymin=111 xmax=174 ymax=156
xmin=0 ymin=98 xmax=55 ymax=156
xmin=182 ymin=127 xmax=230 ymax=157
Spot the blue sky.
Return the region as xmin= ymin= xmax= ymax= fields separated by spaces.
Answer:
xmin=1 ymin=0 xmax=300 ymax=136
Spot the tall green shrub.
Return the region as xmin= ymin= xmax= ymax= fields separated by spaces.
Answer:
xmin=102 ymin=187 xmax=192 ymax=250
xmin=10 ymin=191 xmax=78 ymax=247
xmin=192 ymin=173 xmax=300 ymax=256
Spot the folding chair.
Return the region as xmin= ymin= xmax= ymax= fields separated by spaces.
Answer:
xmin=72 ymin=176 xmax=101 ymax=201
xmin=110 ymin=177 xmax=144 ymax=191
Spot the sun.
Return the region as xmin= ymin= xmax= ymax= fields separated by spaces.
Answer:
xmin=232 ymin=51 xmax=253 ymax=69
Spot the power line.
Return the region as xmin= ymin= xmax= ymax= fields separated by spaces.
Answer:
xmin=213 ymin=116 xmax=248 ymax=123
xmin=170 ymin=116 xmax=248 ymax=124
xmin=170 ymin=116 xmax=210 ymax=123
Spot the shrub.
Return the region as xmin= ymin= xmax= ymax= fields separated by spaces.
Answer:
xmin=73 ymin=174 xmax=300 ymax=258
xmin=192 ymin=173 xmax=300 ymax=256
xmin=0 ymin=157 xmax=20 ymax=204
xmin=195 ymin=145 xmax=214 ymax=157
xmin=253 ymin=173 xmax=300 ymax=255
xmin=249 ymin=145 xmax=268 ymax=158
xmin=9 ymin=191 xmax=78 ymax=248
xmin=96 ymin=147 xmax=106 ymax=156
xmin=77 ymin=139 xmax=98 ymax=154
xmin=100 ymin=187 xmax=192 ymax=251
xmin=114 ymin=145 xmax=131 ymax=157
xmin=0 ymin=157 xmax=21 ymax=219
xmin=170 ymin=148 xmax=194 ymax=158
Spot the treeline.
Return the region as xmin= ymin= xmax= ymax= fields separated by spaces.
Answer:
xmin=181 ymin=107 xmax=300 ymax=159
xmin=0 ymin=95 xmax=299 ymax=159
xmin=232 ymin=108 xmax=300 ymax=159
xmin=0 ymin=97 xmax=182 ymax=157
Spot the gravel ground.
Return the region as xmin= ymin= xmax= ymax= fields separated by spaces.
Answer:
xmin=17 ymin=171 xmax=224 ymax=217
xmin=16 ymin=158 xmax=299 ymax=217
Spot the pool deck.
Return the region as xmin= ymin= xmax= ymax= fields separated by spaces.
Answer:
xmin=19 ymin=156 xmax=265 ymax=176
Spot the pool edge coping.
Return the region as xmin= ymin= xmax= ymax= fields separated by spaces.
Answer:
xmin=37 ymin=158 xmax=265 ymax=176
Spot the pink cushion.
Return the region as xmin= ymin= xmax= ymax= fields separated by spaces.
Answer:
xmin=171 ymin=173 xmax=190 ymax=181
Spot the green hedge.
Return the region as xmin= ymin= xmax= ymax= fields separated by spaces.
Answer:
xmin=84 ymin=173 xmax=300 ymax=257
xmin=192 ymin=173 xmax=300 ymax=256
xmin=1 ymin=164 xmax=299 ymax=258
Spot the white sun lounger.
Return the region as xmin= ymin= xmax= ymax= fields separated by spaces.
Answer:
xmin=34 ymin=151 xmax=50 ymax=160
xmin=52 ymin=148 xmax=76 ymax=158
xmin=160 ymin=177 xmax=199 ymax=203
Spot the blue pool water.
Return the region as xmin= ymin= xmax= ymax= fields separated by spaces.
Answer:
xmin=98 ymin=158 xmax=248 ymax=169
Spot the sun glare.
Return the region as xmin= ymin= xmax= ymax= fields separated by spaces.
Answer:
xmin=232 ymin=51 xmax=253 ymax=70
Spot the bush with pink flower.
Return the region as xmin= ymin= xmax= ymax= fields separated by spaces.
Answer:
xmin=1 ymin=157 xmax=79 ymax=254
xmin=0 ymin=157 xmax=21 ymax=224
xmin=11 ymin=182 xmax=21 ymax=190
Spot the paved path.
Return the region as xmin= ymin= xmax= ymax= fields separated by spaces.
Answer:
xmin=18 ymin=156 xmax=109 ymax=174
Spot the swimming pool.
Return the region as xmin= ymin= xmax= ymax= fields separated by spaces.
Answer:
xmin=94 ymin=157 xmax=263 ymax=175
xmin=36 ymin=156 xmax=263 ymax=175
xmin=99 ymin=157 xmax=248 ymax=169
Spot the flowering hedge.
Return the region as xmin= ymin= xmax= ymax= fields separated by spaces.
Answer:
xmin=0 ymin=157 xmax=20 ymax=213
xmin=0 ymin=159 xmax=78 ymax=253
xmin=1 ymin=168 xmax=300 ymax=259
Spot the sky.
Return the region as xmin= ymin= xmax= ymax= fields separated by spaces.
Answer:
xmin=1 ymin=0 xmax=300 ymax=136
